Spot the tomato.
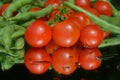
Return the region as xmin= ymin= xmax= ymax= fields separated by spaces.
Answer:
xmin=83 ymin=7 xmax=100 ymax=17
xmin=103 ymin=31 xmax=110 ymax=38
xmin=80 ymin=24 xmax=103 ymax=48
xmin=79 ymin=48 xmax=102 ymax=70
xmin=45 ymin=39 xmax=60 ymax=55
xmin=44 ymin=0 xmax=60 ymax=9
xmin=67 ymin=17 xmax=83 ymax=31
xmin=24 ymin=19 xmax=52 ymax=47
xmin=75 ymin=0 xmax=91 ymax=7
xmin=73 ymin=12 xmax=91 ymax=26
xmin=93 ymin=1 xmax=113 ymax=16
xmin=53 ymin=20 xmax=80 ymax=47
xmin=0 ymin=3 xmax=10 ymax=16
xmin=51 ymin=47 xmax=78 ymax=75
xmin=24 ymin=48 xmax=51 ymax=74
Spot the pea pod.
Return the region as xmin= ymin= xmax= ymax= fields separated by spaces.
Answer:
xmin=11 ymin=37 xmax=25 ymax=50
xmin=1 ymin=26 xmax=14 ymax=50
xmin=2 ymin=0 xmax=33 ymax=18
xmin=11 ymin=28 xmax=25 ymax=38
xmin=99 ymin=37 xmax=120 ymax=48
xmin=64 ymin=2 xmax=120 ymax=34
xmin=10 ymin=5 xmax=53 ymax=21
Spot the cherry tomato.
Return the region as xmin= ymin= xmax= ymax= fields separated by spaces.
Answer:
xmin=103 ymin=31 xmax=110 ymax=38
xmin=80 ymin=24 xmax=103 ymax=48
xmin=45 ymin=39 xmax=60 ymax=55
xmin=44 ymin=0 xmax=60 ymax=9
xmin=24 ymin=48 xmax=51 ymax=74
xmin=79 ymin=48 xmax=102 ymax=70
xmin=73 ymin=12 xmax=91 ymax=26
xmin=25 ymin=19 xmax=52 ymax=47
xmin=52 ymin=47 xmax=78 ymax=75
xmin=53 ymin=20 xmax=80 ymax=47
xmin=93 ymin=1 xmax=113 ymax=16
xmin=75 ymin=0 xmax=91 ymax=7
xmin=67 ymin=17 xmax=83 ymax=31
xmin=83 ymin=7 xmax=100 ymax=17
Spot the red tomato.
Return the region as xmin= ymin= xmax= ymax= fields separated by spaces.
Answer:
xmin=24 ymin=48 xmax=51 ymax=74
xmin=75 ymin=0 xmax=91 ymax=7
xmin=79 ymin=48 xmax=102 ymax=70
xmin=25 ymin=19 xmax=52 ymax=47
xmin=53 ymin=20 xmax=80 ymax=47
xmin=73 ymin=12 xmax=91 ymax=26
xmin=93 ymin=1 xmax=113 ymax=16
xmin=52 ymin=47 xmax=78 ymax=75
xmin=44 ymin=0 xmax=60 ymax=9
xmin=83 ymin=7 xmax=100 ymax=17
xmin=103 ymin=31 xmax=110 ymax=38
xmin=80 ymin=24 xmax=103 ymax=48
xmin=45 ymin=39 xmax=60 ymax=55
xmin=0 ymin=3 xmax=10 ymax=16
xmin=67 ymin=17 xmax=83 ymax=31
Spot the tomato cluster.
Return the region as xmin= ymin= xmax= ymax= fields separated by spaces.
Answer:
xmin=24 ymin=0 xmax=113 ymax=75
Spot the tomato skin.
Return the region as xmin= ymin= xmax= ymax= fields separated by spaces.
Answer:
xmin=80 ymin=24 xmax=103 ymax=48
xmin=75 ymin=0 xmax=91 ymax=7
xmin=45 ymin=39 xmax=60 ymax=55
xmin=44 ymin=0 xmax=60 ymax=9
xmin=103 ymin=31 xmax=110 ymax=38
xmin=28 ymin=7 xmax=41 ymax=12
xmin=51 ymin=47 xmax=78 ymax=75
xmin=53 ymin=20 xmax=80 ymax=47
xmin=25 ymin=19 xmax=52 ymax=47
xmin=79 ymin=48 xmax=102 ymax=70
xmin=93 ymin=1 xmax=113 ymax=16
xmin=83 ymin=7 xmax=100 ymax=17
xmin=73 ymin=12 xmax=91 ymax=26
xmin=24 ymin=48 xmax=51 ymax=74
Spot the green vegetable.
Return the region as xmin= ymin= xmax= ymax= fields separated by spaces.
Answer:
xmin=10 ymin=5 xmax=53 ymax=21
xmin=11 ymin=37 xmax=25 ymax=50
xmin=99 ymin=37 xmax=120 ymax=48
xmin=64 ymin=1 xmax=120 ymax=34
xmin=2 ymin=0 xmax=33 ymax=18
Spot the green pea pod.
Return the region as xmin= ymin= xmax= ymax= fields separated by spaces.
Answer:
xmin=100 ymin=15 xmax=120 ymax=26
xmin=11 ymin=37 xmax=25 ymax=50
xmin=21 ymin=19 xmax=35 ymax=28
xmin=10 ymin=5 xmax=53 ymax=21
xmin=1 ymin=26 xmax=14 ymax=50
xmin=99 ymin=37 xmax=120 ymax=48
xmin=1 ymin=55 xmax=15 ymax=71
xmin=14 ymin=49 xmax=25 ymax=59
xmin=11 ymin=29 xmax=25 ymax=38
xmin=3 ymin=0 xmax=33 ymax=18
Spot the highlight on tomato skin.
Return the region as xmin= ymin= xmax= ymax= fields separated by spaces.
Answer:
xmin=78 ymin=48 xmax=102 ymax=70
xmin=24 ymin=48 xmax=51 ymax=74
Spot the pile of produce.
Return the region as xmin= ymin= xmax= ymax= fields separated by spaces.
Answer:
xmin=0 ymin=0 xmax=120 ymax=76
